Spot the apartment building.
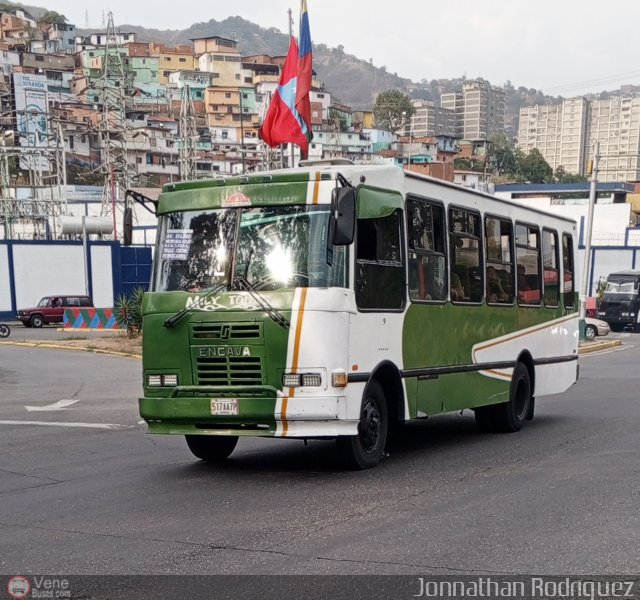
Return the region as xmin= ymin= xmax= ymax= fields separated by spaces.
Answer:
xmin=518 ymin=97 xmax=640 ymax=182
xmin=149 ymin=43 xmax=196 ymax=85
xmin=404 ymin=100 xmax=456 ymax=138
xmin=519 ymin=98 xmax=590 ymax=175
xmin=441 ymin=79 xmax=505 ymax=140
xmin=587 ymin=97 xmax=640 ymax=182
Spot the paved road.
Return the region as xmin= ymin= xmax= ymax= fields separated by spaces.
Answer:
xmin=0 ymin=339 xmax=639 ymax=576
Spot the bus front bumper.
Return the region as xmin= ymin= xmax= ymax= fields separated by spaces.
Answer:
xmin=139 ymin=393 xmax=355 ymax=438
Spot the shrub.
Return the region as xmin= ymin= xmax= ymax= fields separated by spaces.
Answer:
xmin=114 ymin=287 xmax=145 ymax=338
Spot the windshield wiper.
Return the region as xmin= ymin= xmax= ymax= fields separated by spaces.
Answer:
xmin=163 ymin=283 xmax=228 ymax=328
xmin=233 ymin=275 xmax=290 ymax=329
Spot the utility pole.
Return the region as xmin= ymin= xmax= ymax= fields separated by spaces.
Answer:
xmin=178 ymin=83 xmax=197 ymax=181
xmin=579 ymin=141 xmax=600 ymax=338
xmin=239 ymin=89 xmax=246 ymax=174
xmin=0 ymin=138 xmax=11 ymax=239
xmin=96 ymin=11 xmax=131 ymax=240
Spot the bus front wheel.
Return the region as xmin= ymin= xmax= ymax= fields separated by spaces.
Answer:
xmin=337 ymin=380 xmax=388 ymax=470
xmin=185 ymin=435 xmax=238 ymax=462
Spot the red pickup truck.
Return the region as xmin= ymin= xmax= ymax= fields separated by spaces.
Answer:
xmin=17 ymin=295 xmax=93 ymax=328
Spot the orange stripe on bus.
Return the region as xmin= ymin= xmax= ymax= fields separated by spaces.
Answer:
xmin=474 ymin=314 xmax=577 ymax=354
xmin=281 ymin=397 xmax=289 ymax=435
xmin=312 ymin=172 xmax=321 ymax=204
xmin=283 ymin=288 xmax=309 ymax=435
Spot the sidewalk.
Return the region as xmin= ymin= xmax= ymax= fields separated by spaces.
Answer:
xmin=578 ymin=339 xmax=622 ymax=354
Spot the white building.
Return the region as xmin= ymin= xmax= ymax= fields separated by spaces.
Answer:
xmin=518 ymin=96 xmax=640 ymax=182
xmin=403 ymin=100 xmax=456 ymax=138
xmin=441 ymin=79 xmax=505 ymax=140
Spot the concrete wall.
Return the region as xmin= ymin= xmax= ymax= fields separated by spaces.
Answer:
xmin=0 ymin=241 xmax=117 ymax=319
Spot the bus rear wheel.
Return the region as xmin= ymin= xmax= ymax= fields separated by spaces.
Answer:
xmin=475 ymin=363 xmax=532 ymax=433
xmin=337 ymin=380 xmax=388 ymax=470
xmin=492 ymin=363 xmax=532 ymax=433
xmin=185 ymin=435 xmax=238 ymax=462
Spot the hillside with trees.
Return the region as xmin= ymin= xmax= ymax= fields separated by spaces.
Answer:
xmin=2 ymin=3 xmax=630 ymax=133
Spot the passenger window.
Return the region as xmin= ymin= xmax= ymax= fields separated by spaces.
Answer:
xmin=485 ymin=216 xmax=514 ymax=304
xmin=449 ymin=207 xmax=482 ymax=303
xmin=407 ymin=198 xmax=447 ymax=302
xmin=562 ymin=234 xmax=575 ymax=309
xmin=68 ymin=298 xmax=80 ymax=307
xmin=516 ymin=223 xmax=542 ymax=305
xmin=543 ymin=230 xmax=560 ymax=307
xmin=355 ymin=209 xmax=405 ymax=310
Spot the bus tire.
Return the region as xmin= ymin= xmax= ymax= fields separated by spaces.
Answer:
xmin=492 ymin=363 xmax=532 ymax=433
xmin=185 ymin=435 xmax=238 ymax=462
xmin=337 ymin=380 xmax=388 ymax=470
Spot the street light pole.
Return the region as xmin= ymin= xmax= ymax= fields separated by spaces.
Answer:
xmin=579 ymin=141 xmax=600 ymax=336
xmin=239 ymin=90 xmax=246 ymax=174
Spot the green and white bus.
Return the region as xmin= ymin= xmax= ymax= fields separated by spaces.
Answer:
xmin=139 ymin=162 xmax=579 ymax=469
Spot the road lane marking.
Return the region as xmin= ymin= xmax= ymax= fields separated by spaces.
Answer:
xmin=25 ymin=399 xmax=80 ymax=412
xmin=0 ymin=420 xmax=135 ymax=430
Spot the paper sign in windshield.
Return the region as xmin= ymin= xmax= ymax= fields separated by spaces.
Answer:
xmin=163 ymin=229 xmax=193 ymax=260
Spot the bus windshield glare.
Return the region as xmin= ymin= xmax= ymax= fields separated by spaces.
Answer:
xmin=154 ymin=205 xmax=347 ymax=292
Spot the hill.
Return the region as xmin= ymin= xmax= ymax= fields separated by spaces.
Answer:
xmin=97 ymin=16 xmax=564 ymax=129
xmin=18 ymin=8 xmax=630 ymax=134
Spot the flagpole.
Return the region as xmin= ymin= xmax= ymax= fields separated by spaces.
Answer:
xmin=288 ymin=7 xmax=295 ymax=168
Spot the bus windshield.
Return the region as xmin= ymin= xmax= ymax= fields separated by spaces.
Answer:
xmin=154 ymin=205 xmax=346 ymax=292
xmin=604 ymin=280 xmax=639 ymax=295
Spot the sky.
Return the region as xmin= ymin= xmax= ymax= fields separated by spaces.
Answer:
xmin=45 ymin=0 xmax=640 ymax=96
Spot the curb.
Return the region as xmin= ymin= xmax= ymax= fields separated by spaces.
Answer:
xmin=0 ymin=340 xmax=141 ymax=359
xmin=57 ymin=328 xmax=122 ymax=334
xmin=578 ymin=339 xmax=622 ymax=355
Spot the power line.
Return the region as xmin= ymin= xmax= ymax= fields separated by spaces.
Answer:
xmin=541 ymin=70 xmax=640 ymax=95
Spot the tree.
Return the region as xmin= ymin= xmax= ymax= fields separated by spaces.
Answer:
xmin=373 ymin=89 xmax=413 ymax=132
xmin=554 ymin=165 xmax=588 ymax=183
xmin=488 ymin=133 xmax=517 ymax=176
xmin=517 ymin=148 xmax=554 ymax=183
xmin=39 ymin=10 xmax=67 ymax=25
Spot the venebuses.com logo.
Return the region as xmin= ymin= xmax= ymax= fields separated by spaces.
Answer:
xmin=7 ymin=576 xmax=31 ymax=599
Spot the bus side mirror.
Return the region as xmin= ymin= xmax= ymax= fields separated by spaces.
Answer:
xmin=331 ymin=187 xmax=355 ymax=246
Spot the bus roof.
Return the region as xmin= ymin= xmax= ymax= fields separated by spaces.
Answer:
xmin=162 ymin=164 xmax=577 ymax=227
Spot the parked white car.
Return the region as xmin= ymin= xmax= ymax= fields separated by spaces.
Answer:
xmin=585 ymin=317 xmax=611 ymax=340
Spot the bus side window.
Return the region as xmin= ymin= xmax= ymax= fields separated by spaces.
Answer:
xmin=485 ymin=216 xmax=514 ymax=304
xmin=543 ymin=229 xmax=560 ymax=307
xmin=407 ymin=198 xmax=447 ymax=302
xmin=516 ymin=223 xmax=542 ymax=305
xmin=355 ymin=209 xmax=405 ymax=310
xmin=449 ymin=207 xmax=483 ymax=303
xmin=562 ymin=233 xmax=575 ymax=308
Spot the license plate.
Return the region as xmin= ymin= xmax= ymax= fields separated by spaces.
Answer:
xmin=210 ymin=398 xmax=239 ymax=416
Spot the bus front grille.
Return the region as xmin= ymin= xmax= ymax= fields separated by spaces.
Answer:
xmin=196 ymin=356 xmax=263 ymax=386
xmin=192 ymin=323 xmax=262 ymax=340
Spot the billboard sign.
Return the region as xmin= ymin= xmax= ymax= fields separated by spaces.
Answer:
xmin=13 ymin=73 xmax=52 ymax=171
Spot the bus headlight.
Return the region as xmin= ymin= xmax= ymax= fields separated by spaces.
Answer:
xmin=147 ymin=374 xmax=178 ymax=387
xmin=282 ymin=373 xmax=322 ymax=387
